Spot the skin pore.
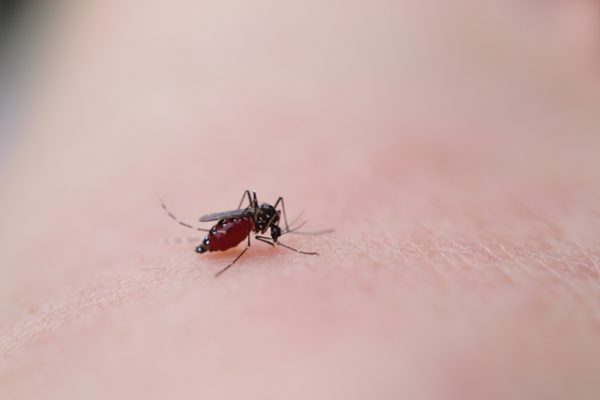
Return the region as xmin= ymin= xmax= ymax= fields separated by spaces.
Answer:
xmin=1 ymin=0 xmax=600 ymax=398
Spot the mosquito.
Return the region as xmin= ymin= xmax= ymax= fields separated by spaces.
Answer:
xmin=161 ymin=190 xmax=330 ymax=277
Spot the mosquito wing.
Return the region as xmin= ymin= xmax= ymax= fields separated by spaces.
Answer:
xmin=199 ymin=208 xmax=256 ymax=222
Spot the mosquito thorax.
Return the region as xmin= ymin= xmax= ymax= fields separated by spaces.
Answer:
xmin=255 ymin=203 xmax=278 ymax=232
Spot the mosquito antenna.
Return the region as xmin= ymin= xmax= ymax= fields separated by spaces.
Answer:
xmin=288 ymin=209 xmax=305 ymax=229
xmin=282 ymin=220 xmax=308 ymax=234
xmin=160 ymin=199 xmax=209 ymax=232
xmin=282 ymin=208 xmax=333 ymax=236
xmin=282 ymin=219 xmax=334 ymax=236
xmin=286 ymin=228 xmax=335 ymax=236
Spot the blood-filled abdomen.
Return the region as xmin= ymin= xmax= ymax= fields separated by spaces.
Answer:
xmin=204 ymin=217 xmax=253 ymax=252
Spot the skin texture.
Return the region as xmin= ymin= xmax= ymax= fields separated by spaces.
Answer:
xmin=1 ymin=0 xmax=600 ymax=398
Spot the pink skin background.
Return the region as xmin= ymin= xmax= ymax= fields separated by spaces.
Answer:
xmin=1 ymin=0 xmax=600 ymax=398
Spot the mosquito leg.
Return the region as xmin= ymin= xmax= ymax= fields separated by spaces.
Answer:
xmin=236 ymin=190 xmax=254 ymax=210
xmin=161 ymin=199 xmax=209 ymax=232
xmin=277 ymin=241 xmax=318 ymax=255
xmin=261 ymin=196 xmax=288 ymax=234
xmin=236 ymin=190 xmax=259 ymax=224
xmin=272 ymin=197 xmax=290 ymax=232
xmin=215 ymin=233 xmax=252 ymax=277
xmin=255 ymin=235 xmax=275 ymax=247
xmin=214 ymin=246 xmax=250 ymax=277
xmin=251 ymin=191 xmax=260 ymax=221
xmin=258 ymin=235 xmax=317 ymax=257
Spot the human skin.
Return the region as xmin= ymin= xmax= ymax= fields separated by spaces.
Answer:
xmin=1 ymin=0 xmax=600 ymax=399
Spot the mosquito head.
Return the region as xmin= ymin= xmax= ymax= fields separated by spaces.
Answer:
xmin=270 ymin=224 xmax=282 ymax=242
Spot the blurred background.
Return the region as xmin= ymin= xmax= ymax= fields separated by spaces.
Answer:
xmin=1 ymin=1 xmax=600 ymax=399
xmin=0 ymin=0 xmax=31 ymax=164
